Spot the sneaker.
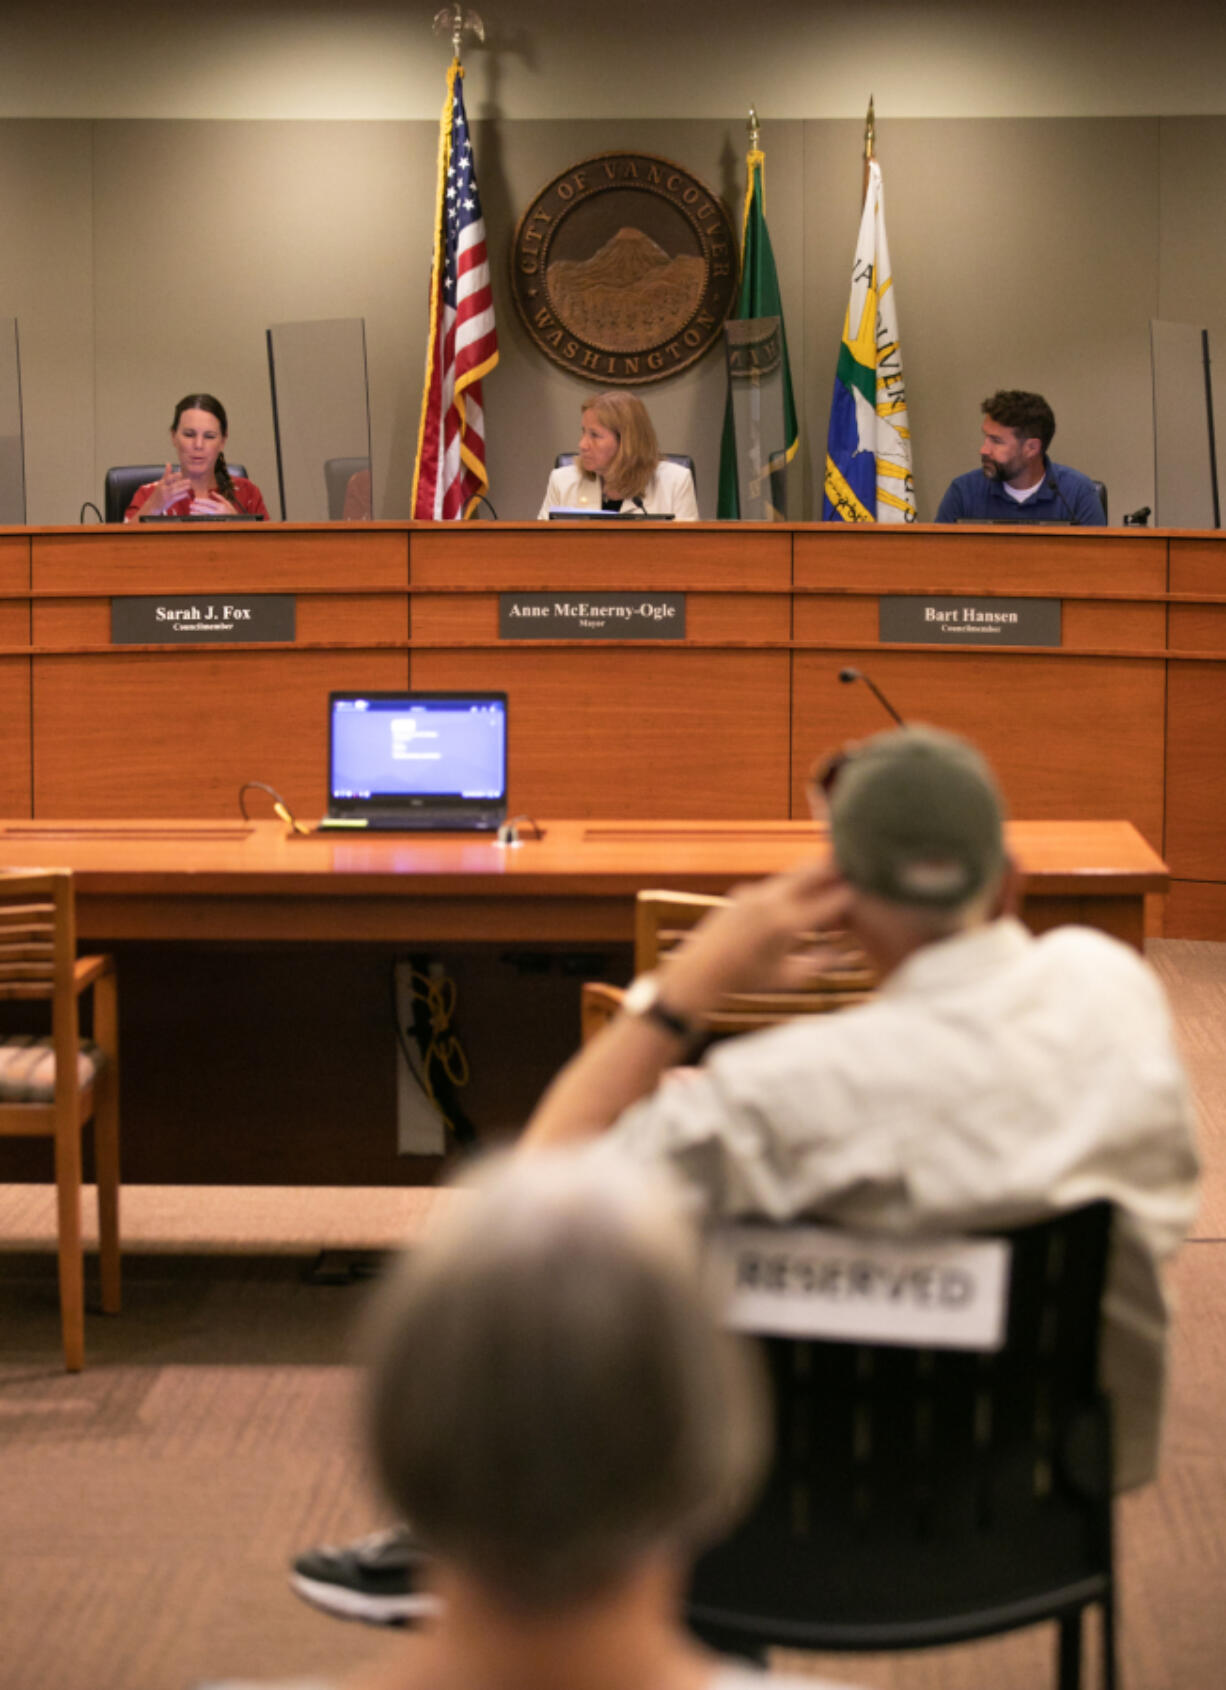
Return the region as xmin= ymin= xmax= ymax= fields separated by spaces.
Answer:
xmin=290 ymin=1523 xmax=440 ymax=1626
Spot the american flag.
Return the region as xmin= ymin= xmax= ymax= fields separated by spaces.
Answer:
xmin=412 ymin=62 xmax=499 ymax=520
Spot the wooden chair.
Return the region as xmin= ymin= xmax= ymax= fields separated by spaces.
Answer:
xmin=580 ymin=889 xmax=876 ymax=1045
xmin=0 ymin=869 xmax=119 ymax=1369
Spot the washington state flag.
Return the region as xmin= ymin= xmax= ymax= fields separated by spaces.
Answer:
xmin=823 ymin=159 xmax=915 ymax=522
xmin=717 ymin=144 xmax=799 ymax=519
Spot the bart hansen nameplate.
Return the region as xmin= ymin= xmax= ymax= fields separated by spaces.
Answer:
xmin=112 ymin=595 xmax=296 ymax=645
xmin=880 ymin=595 xmax=1061 ymax=647
xmin=499 ymin=592 xmax=686 ymax=640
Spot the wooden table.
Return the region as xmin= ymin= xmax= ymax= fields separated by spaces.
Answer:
xmin=0 ymin=815 xmax=1169 ymax=950
xmin=0 ymin=814 xmax=1168 ymax=1183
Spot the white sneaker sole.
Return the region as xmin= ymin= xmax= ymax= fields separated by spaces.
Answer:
xmin=290 ymin=1572 xmax=442 ymax=1627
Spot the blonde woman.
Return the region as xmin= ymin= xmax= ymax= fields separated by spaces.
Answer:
xmin=538 ymin=390 xmax=699 ymax=518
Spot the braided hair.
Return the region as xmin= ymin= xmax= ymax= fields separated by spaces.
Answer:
xmin=171 ymin=393 xmax=241 ymax=508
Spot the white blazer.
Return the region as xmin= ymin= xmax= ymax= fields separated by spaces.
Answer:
xmin=537 ymin=458 xmax=699 ymax=520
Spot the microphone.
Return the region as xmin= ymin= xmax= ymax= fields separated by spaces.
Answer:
xmin=632 ymin=495 xmax=648 ymax=517
xmin=838 ymin=667 xmax=905 ymax=726
xmin=1044 ymin=468 xmax=1081 ymax=524
xmin=1123 ymin=505 xmax=1152 ymax=527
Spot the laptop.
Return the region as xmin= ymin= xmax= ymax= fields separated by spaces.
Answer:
xmin=318 ymin=691 xmax=508 ymax=833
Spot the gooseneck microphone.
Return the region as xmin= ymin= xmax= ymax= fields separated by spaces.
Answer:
xmin=838 ymin=667 xmax=906 ymax=726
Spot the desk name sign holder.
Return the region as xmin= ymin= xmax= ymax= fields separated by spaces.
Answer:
xmin=111 ymin=595 xmax=297 ymax=646
xmin=879 ymin=595 xmax=1061 ymax=646
xmin=499 ymin=591 xmax=686 ymax=640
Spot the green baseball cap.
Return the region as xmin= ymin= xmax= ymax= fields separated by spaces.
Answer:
xmin=828 ymin=725 xmax=1006 ymax=908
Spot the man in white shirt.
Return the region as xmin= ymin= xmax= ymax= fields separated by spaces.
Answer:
xmin=524 ymin=725 xmax=1199 ymax=1492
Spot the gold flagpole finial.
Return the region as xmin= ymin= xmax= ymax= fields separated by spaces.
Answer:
xmin=433 ymin=3 xmax=485 ymax=63
xmin=864 ymin=95 xmax=876 ymax=162
xmin=747 ymin=106 xmax=761 ymax=151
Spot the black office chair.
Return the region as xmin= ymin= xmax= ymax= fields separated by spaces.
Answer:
xmin=688 ymin=1204 xmax=1116 ymax=1690
xmin=553 ymin=451 xmax=697 ymax=494
xmin=1092 ymin=481 xmax=1108 ymax=521
xmin=104 ymin=462 xmax=248 ymax=523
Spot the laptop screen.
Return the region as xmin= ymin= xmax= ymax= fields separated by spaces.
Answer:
xmin=327 ymin=692 xmax=507 ymax=822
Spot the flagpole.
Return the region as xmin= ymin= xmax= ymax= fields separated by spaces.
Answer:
xmin=744 ymin=110 xmax=763 ymax=501
xmin=824 ymin=95 xmax=915 ymax=524
xmin=862 ymin=95 xmax=875 ymax=204
xmin=414 ymin=3 xmax=499 ymax=520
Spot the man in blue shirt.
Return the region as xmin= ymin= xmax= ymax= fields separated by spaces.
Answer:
xmin=935 ymin=390 xmax=1106 ymax=524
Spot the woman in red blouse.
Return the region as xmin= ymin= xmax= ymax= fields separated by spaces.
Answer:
xmin=124 ymin=393 xmax=269 ymax=521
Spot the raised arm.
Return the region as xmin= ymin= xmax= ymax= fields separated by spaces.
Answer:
xmin=521 ymin=857 xmax=853 ymax=1150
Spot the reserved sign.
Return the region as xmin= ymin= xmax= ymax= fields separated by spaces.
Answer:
xmin=111 ymin=595 xmax=297 ymax=645
xmin=880 ymin=595 xmax=1061 ymax=646
xmin=499 ymin=592 xmax=685 ymax=640
xmin=710 ymin=1224 xmax=1011 ymax=1352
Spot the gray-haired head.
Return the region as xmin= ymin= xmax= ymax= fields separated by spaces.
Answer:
xmin=365 ymin=1151 xmax=767 ymax=1610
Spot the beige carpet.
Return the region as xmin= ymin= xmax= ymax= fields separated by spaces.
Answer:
xmin=0 ymin=938 xmax=1224 ymax=1690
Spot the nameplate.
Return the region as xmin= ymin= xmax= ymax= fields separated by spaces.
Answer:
xmin=111 ymin=595 xmax=297 ymax=645
xmin=879 ymin=595 xmax=1061 ymax=646
xmin=499 ymin=592 xmax=685 ymax=640
xmin=709 ymin=1225 xmax=1011 ymax=1352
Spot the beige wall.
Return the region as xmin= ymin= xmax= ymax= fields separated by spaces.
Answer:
xmin=91 ymin=120 xmax=435 ymax=520
xmin=2 ymin=5 xmax=1226 ymax=522
xmin=8 ymin=2 xmax=1226 ymax=121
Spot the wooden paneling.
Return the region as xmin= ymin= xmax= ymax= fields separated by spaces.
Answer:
xmin=0 ymin=535 xmax=31 ymax=815
xmin=1168 ymin=535 xmax=1226 ymax=598
xmin=1166 ymin=880 xmax=1226 ymax=941
xmin=31 ymin=648 xmax=409 ymax=818
xmin=790 ymin=535 xmax=1169 ymax=845
xmin=792 ymin=647 xmax=1166 ymax=850
xmin=1166 ymin=540 xmax=1226 ymax=884
xmin=31 ymin=525 xmax=410 ymax=592
xmin=29 ymin=529 xmax=409 ymax=820
xmin=412 ymin=648 xmax=791 ymax=817
xmin=4 ymin=518 xmax=1226 ymax=922
xmin=409 ymin=522 xmax=792 ymax=589
xmin=1169 ymin=539 xmax=1226 ymax=651
xmin=69 ymin=943 xmax=591 ymax=1185
xmin=789 ymin=589 xmax=1165 ymax=653
xmin=1165 ymin=662 xmax=1226 ymax=877
xmin=409 ymin=523 xmax=792 ymax=818
xmin=412 ymin=588 xmax=784 ymax=645
xmin=793 ymin=525 xmax=1167 ymax=595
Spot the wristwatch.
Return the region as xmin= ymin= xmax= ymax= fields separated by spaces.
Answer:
xmin=621 ymin=972 xmax=702 ymax=1047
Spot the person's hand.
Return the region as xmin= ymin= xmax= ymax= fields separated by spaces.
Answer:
xmin=659 ymin=856 xmax=856 ymax=1018
xmin=144 ymin=463 xmax=193 ymax=515
xmin=188 ymin=490 xmax=238 ymax=516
